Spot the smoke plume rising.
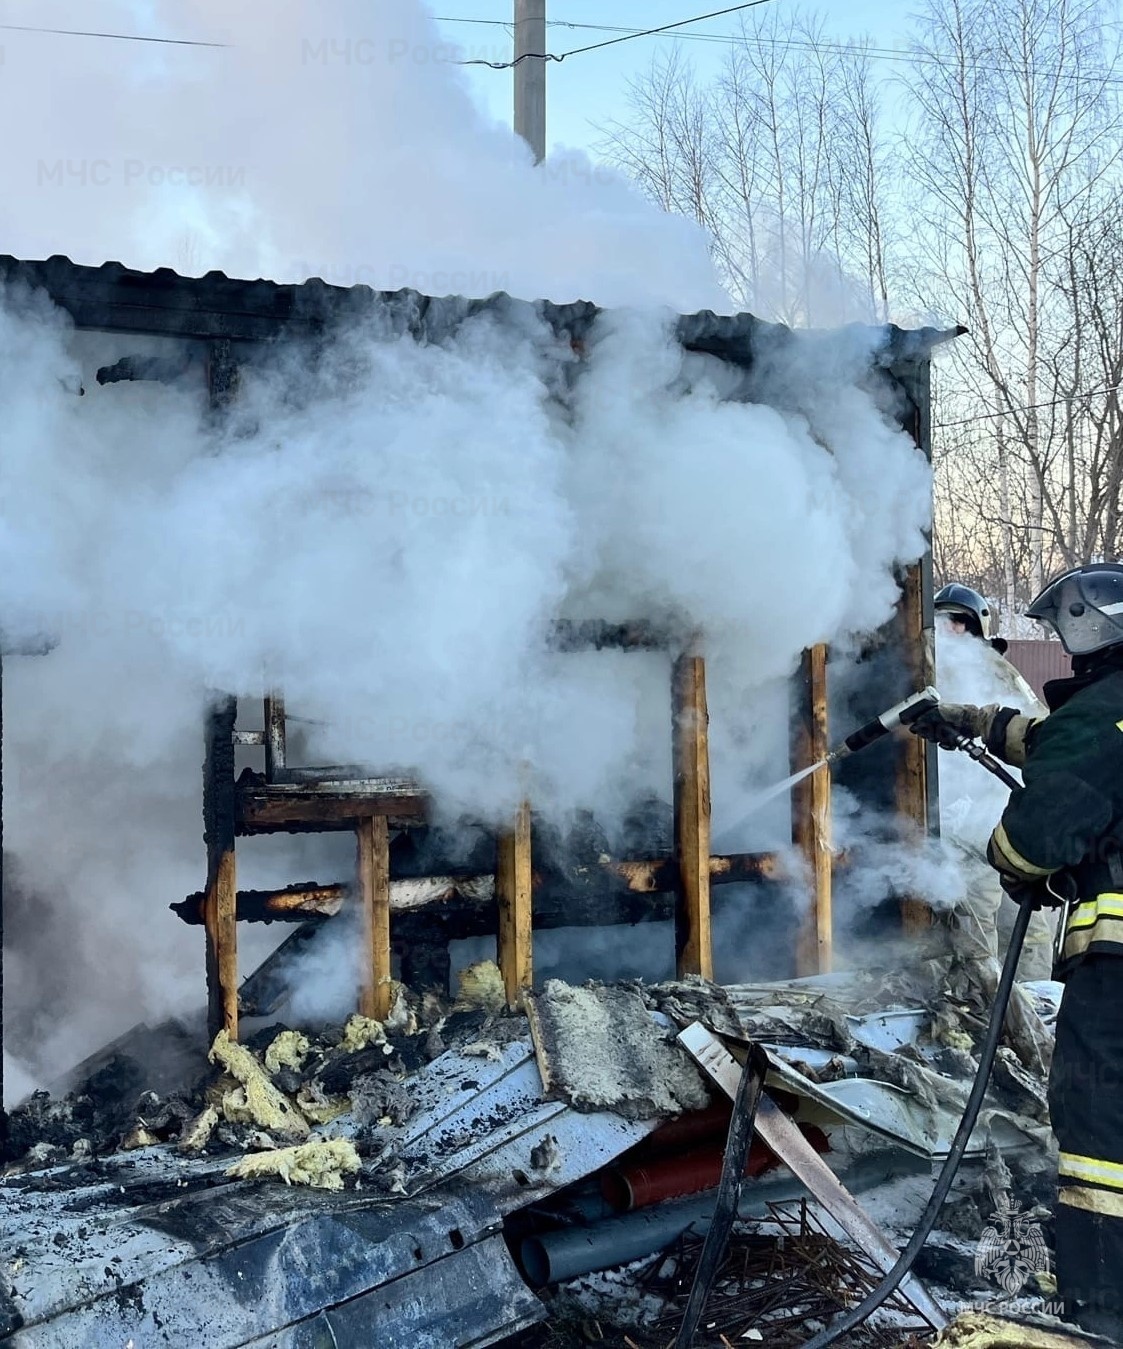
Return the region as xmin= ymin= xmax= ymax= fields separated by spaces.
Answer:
xmin=0 ymin=2 xmax=935 ymax=1095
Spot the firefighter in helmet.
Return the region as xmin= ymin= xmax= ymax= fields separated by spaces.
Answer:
xmin=935 ymin=582 xmax=994 ymax=642
xmin=932 ymin=583 xmax=1054 ymax=979
xmin=912 ymin=562 xmax=1123 ymax=1341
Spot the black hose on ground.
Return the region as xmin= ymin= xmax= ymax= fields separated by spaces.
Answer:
xmin=801 ymin=894 xmax=1036 ymax=1348
xmin=675 ymin=1043 xmax=769 ymax=1347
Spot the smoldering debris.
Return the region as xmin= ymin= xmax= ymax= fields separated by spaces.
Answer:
xmin=548 ymin=1201 xmax=933 ymax=1348
xmin=0 ymin=279 xmax=936 ymax=1097
xmin=525 ymin=981 xmax=711 ymax=1119
xmin=0 ymin=966 xmax=1068 ymax=1346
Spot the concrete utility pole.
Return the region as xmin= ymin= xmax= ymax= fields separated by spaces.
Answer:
xmin=514 ymin=0 xmax=546 ymax=164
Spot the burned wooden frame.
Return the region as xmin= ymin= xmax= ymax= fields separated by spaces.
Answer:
xmin=0 ymin=254 xmax=951 ymax=1061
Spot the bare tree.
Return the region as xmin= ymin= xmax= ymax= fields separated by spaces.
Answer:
xmin=600 ymin=12 xmax=898 ymax=326
xmin=908 ymin=0 xmax=1123 ymax=607
xmin=601 ymin=0 xmax=1123 ymax=614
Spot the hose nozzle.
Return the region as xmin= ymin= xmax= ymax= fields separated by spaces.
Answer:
xmin=827 ymin=686 xmax=940 ymax=763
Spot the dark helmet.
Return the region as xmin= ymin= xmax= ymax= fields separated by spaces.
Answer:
xmin=934 ymin=583 xmax=992 ymax=640
xmin=1027 ymin=563 xmax=1123 ymax=655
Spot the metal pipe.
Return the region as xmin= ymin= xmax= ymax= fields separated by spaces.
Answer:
xmin=520 ymin=1152 xmax=909 ymax=1288
xmin=602 ymin=1138 xmax=775 ymax=1212
xmin=637 ymin=1102 xmax=732 ymax=1153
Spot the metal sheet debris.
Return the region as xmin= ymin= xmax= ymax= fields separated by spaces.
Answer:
xmin=678 ymin=1021 xmax=948 ymax=1331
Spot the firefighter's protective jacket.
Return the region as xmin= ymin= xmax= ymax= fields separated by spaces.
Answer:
xmin=987 ymin=657 xmax=1123 ymax=977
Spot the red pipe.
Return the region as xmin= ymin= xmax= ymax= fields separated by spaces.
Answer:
xmin=601 ymin=1126 xmax=830 ymax=1212
xmin=638 ymin=1103 xmax=732 ymax=1154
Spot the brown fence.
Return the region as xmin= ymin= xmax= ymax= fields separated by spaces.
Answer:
xmin=1004 ymin=638 xmax=1071 ymax=701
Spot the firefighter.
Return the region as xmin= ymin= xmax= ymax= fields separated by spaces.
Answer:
xmin=934 ymin=582 xmax=995 ymax=642
xmin=933 ymin=583 xmax=1054 ymax=979
xmin=911 ymin=562 xmax=1123 ymax=1341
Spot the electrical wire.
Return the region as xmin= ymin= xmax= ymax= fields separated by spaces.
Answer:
xmin=437 ymin=14 xmax=1123 ymax=86
xmin=453 ymin=1 xmax=776 ymax=69
xmin=0 ymin=23 xmax=228 ymax=47
xmin=935 ymin=384 xmax=1123 ymax=429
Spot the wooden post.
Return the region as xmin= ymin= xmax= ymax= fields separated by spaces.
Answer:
xmin=897 ymin=561 xmax=936 ymax=934
xmin=203 ymin=696 xmax=239 ymax=1041
xmin=496 ymin=801 xmax=533 ymax=1007
xmin=791 ymin=645 xmax=832 ymax=974
xmin=672 ymin=654 xmax=713 ymax=980
xmin=263 ymin=692 xmax=286 ymax=783
xmin=357 ymin=815 xmax=392 ymax=1020
xmin=896 ymin=360 xmax=940 ymax=935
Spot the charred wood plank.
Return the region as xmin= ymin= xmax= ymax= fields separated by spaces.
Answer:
xmin=606 ymin=852 xmax=785 ymax=893
xmin=235 ymin=770 xmax=426 ymax=832
xmin=263 ymin=693 xmax=286 ymax=781
xmin=173 ymin=882 xmax=347 ymax=926
xmin=202 ymin=696 xmax=239 ymax=1042
xmin=238 ymin=924 xmax=322 ymax=1018
xmin=548 ymin=619 xmax=681 ymax=652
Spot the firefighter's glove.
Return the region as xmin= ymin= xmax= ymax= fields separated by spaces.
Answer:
xmin=997 ymin=870 xmax=1073 ymax=910
xmin=906 ymin=702 xmax=991 ymax=751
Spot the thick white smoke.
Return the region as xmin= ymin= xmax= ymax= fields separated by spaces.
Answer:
xmin=0 ymin=1 xmax=935 ymax=1096
xmin=0 ymin=1 xmax=725 ymax=312
xmin=935 ymin=615 xmax=1044 ymax=856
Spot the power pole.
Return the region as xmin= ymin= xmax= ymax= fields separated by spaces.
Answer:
xmin=514 ymin=0 xmax=546 ymax=163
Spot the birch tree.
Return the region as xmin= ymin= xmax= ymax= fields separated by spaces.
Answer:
xmin=600 ymin=12 xmax=897 ymax=325
xmin=908 ymin=0 xmax=1123 ymax=606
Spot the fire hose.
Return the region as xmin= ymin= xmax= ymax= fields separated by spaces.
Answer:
xmin=801 ymin=724 xmax=1043 ymax=1348
xmin=677 ymin=690 xmax=1049 ymax=1346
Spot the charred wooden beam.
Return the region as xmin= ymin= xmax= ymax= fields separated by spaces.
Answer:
xmin=238 ymin=924 xmax=321 ymax=1018
xmin=548 ymin=619 xmax=682 ymax=652
xmin=236 ymin=771 xmax=427 ymax=833
xmin=203 ymin=695 xmax=239 ymax=1042
xmin=263 ymin=693 xmax=286 ymax=781
xmin=672 ymin=654 xmax=713 ymax=980
xmin=173 ymin=882 xmax=347 ymax=926
xmin=605 ymin=852 xmax=785 ymax=893
xmin=792 ymin=645 xmax=833 ymax=975
xmin=176 ymin=852 xmax=811 ymax=929
xmin=357 ymin=815 xmax=392 ymax=1020
xmin=897 ymin=370 xmax=940 ymax=937
xmin=496 ymin=801 xmax=533 ymax=1008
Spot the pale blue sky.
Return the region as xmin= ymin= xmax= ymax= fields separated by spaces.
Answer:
xmin=431 ymin=2 xmax=921 ymax=152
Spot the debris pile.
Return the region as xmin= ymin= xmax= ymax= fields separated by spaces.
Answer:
xmin=518 ymin=1201 xmax=933 ymax=1348
xmin=0 ymin=963 xmax=1068 ymax=1347
xmin=2 ymin=962 xmax=528 ymax=1187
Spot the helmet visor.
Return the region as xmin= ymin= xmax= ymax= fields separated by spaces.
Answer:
xmin=1028 ymin=570 xmax=1123 ymax=654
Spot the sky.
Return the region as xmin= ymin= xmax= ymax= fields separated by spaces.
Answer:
xmin=430 ymin=0 xmax=921 ymax=153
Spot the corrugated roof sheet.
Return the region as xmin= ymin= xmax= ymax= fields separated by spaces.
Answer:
xmin=0 ymin=255 xmax=962 ymax=371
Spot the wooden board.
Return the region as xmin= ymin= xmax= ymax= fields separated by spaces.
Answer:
xmin=791 ymin=644 xmax=833 ymax=975
xmin=237 ymin=781 xmax=426 ymax=832
xmin=202 ymin=696 xmax=239 ymax=1042
xmin=357 ymin=815 xmax=392 ymax=1020
xmin=263 ymin=692 xmax=286 ymax=781
xmin=896 ymin=562 xmax=935 ymax=935
xmin=496 ymin=801 xmax=533 ymax=1008
xmin=672 ymin=654 xmax=713 ymax=980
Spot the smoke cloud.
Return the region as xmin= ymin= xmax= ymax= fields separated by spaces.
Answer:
xmin=0 ymin=2 xmax=934 ymax=1096
xmin=0 ymin=0 xmax=725 ymax=312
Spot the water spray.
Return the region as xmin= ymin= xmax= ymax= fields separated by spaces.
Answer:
xmin=713 ymin=687 xmax=942 ymax=844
